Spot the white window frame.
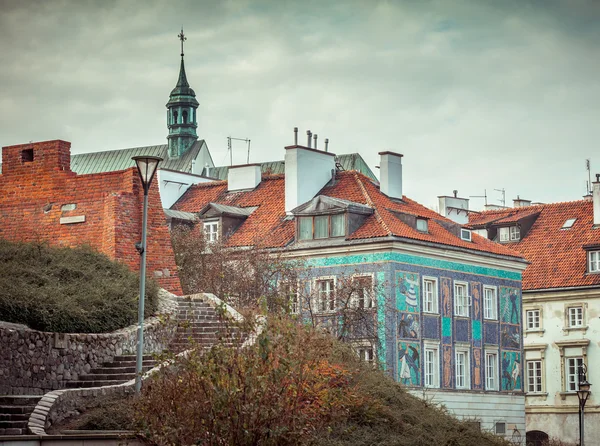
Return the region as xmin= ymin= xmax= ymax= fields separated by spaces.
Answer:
xmin=526 ymin=309 xmax=541 ymax=330
xmin=351 ymin=274 xmax=374 ymax=309
xmin=460 ymin=228 xmax=472 ymax=241
xmin=483 ymin=286 xmax=497 ymax=320
xmin=455 ymin=347 xmax=471 ymax=389
xmin=589 ymin=251 xmax=600 ymax=273
xmin=356 ymin=345 xmax=375 ymax=364
xmin=416 ymin=218 xmax=428 ymax=232
xmin=568 ymin=306 xmax=583 ymax=328
xmin=499 ymin=227 xmax=509 ymax=242
xmin=314 ymin=277 xmax=336 ymax=313
xmin=203 ymin=220 xmax=219 ymax=242
xmin=422 ymin=276 xmax=438 ymax=314
xmin=509 ymin=226 xmax=520 ymax=241
xmin=485 ymin=351 xmax=498 ymax=391
xmin=424 ymin=344 xmax=440 ymax=388
xmin=280 ymin=280 xmax=300 ymax=314
xmin=526 ymin=360 xmax=543 ymax=393
xmin=454 ymin=281 xmax=469 ymax=317
xmin=565 ymin=357 xmax=584 ymax=392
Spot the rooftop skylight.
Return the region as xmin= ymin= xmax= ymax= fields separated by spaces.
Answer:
xmin=561 ymin=218 xmax=576 ymax=229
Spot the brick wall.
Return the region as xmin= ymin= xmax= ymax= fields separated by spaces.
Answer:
xmin=0 ymin=139 xmax=182 ymax=294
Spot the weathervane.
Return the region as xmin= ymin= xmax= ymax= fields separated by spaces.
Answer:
xmin=178 ymin=27 xmax=186 ymax=57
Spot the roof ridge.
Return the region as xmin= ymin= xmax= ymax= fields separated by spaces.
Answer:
xmin=477 ymin=198 xmax=591 ymax=215
xmin=353 ymin=171 xmax=392 ymax=236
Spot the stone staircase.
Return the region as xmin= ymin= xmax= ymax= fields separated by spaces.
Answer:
xmin=65 ymin=354 xmax=157 ymax=388
xmin=0 ymin=396 xmax=41 ymax=435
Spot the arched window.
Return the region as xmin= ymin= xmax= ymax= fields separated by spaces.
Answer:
xmin=173 ymin=110 xmax=178 ymax=124
xmin=182 ymin=110 xmax=188 ymax=124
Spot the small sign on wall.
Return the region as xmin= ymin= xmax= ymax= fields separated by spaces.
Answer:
xmin=60 ymin=215 xmax=86 ymax=225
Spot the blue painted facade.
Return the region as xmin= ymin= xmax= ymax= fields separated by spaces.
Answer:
xmin=298 ymin=249 xmax=524 ymax=394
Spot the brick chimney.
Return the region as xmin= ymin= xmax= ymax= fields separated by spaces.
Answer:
xmin=378 ymin=151 xmax=403 ymax=199
xmin=593 ymin=174 xmax=600 ymax=226
xmin=228 ymin=163 xmax=262 ymax=191
xmin=284 ymin=140 xmax=336 ymax=213
xmin=1 ymin=140 xmax=71 ymax=177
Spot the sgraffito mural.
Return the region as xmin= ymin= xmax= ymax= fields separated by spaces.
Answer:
xmin=501 ymin=351 xmax=522 ymax=391
xmin=396 ymin=272 xmax=420 ymax=312
xmin=398 ymin=341 xmax=420 ymax=386
xmin=442 ymin=345 xmax=453 ymax=388
xmin=501 ymin=324 xmax=521 ymax=350
xmin=473 ymin=347 xmax=482 ymax=390
xmin=500 ymin=286 xmax=520 ymax=324
xmin=470 ymin=282 xmax=482 ymax=320
xmin=441 ymin=277 xmax=452 ymax=317
xmin=398 ymin=312 xmax=420 ymax=339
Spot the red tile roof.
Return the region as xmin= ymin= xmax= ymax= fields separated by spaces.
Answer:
xmin=174 ymin=171 xmax=523 ymax=259
xmin=469 ymin=201 xmax=600 ymax=291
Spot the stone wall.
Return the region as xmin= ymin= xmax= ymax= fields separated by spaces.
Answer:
xmin=0 ymin=291 xmax=178 ymax=395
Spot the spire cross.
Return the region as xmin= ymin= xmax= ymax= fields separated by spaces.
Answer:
xmin=178 ymin=28 xmax=186 ymax=57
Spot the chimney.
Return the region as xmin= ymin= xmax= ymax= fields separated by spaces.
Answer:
xmin=438 ymin=190 xmax=470 ymax=224
xmin=593 ymin=174 xmax=600 ymax=226
xmin=228 ymin=163 xmax=262 ymax=191
xmin=285 ymin=132 xmax=336 ymax=213
xmin=378 ymin=151 xmax=403 ymax=199
xmin=513 ymin=196 xmax=531 ymax=208
xmin=307 ymin=130 xmax=312 ymax=148
xmin=1 ymin=140 xmax=71 ymax=177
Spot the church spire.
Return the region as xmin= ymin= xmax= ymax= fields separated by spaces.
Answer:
xmin=166 ymin=27 xmax=199 ymax=158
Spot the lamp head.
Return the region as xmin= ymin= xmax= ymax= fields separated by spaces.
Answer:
xmin=132 ymin=156 xmax=163 ymax=192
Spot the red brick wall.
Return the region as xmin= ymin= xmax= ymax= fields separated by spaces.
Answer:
xmin=0 ymin=140 xmax=182 ymax=295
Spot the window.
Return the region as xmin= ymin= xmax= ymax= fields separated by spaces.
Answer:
xmin=182 ymin=110 xmax=188 ymax=124
xmin=297 ymin=214 xmax=346 ymax=240
xmin=352 ymin=276 xmax=374 ymax=309
xmin=454 ymin=282 xmax=469 ymax=317
xmin=566 ymin=357 xmax=584 ymax=391
xmin=589 ymin=251 xmax=600 ymax=273
xmin=424 ymin=346 xmax=439 ymax=388
xmin=416 ymin=218 xmax=428 ymax=232
xmin=460 ymin=228 xmax=472 ymax=241
xmin=483 ymin=286 xmax=497 ymax=320
xmin=510 ymin=226 xmax=520 ymax=241
xmin=281 ymin=282 xmax=299 ymax=314
xmin=526 ymin=309 xmax=540 ymax=330
xmin=203 ymin=221 xmax=219 ymax=242
xmin=499 ymin=226 xmax=520 ymax=242
xmin=357 ymin=346 xmax=374 ymax=364
xmin=527 ymin=360 xmax=542 ymax=393
xmin=21 ymin=148 xmax=34 ymax=162
xmin=455 ymin=349 xmax=470 ymax=389
xmin=485 ymin=352 xmax=498 ymax=390
xmin=422 ymin=277 xmax=438 ymax=313
xmin=316 ymin=278 xmax=335 ymax=312
xmin=562 ymin=218 xmax=576 ymax=229
xmin=495 ymin=422 xmax=506 ymax=435
xmin=499 ymin=227 xmax=509 ymax=242
xmin=568 ymin=306 xmax=583 ymax=328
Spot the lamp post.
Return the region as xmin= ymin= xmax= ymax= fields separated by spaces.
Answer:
xmin=132 ymin=155 xmax=162 ymax=393
xmin=577 ymin=363 xmax=592 ymax=446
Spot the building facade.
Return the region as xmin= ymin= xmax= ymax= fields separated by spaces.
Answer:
xmin=171 ymin=141 xmax=528 ymax=440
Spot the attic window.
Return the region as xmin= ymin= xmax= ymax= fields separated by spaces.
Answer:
xmin=460 ymin=228 xmax=472 ymax=242
xmin=589 ymin=251 xmax=600 ymax=273
xmin=562 ymin=218 xmax=576 ymax=229
xmin=499 ymin=226 xmax=520 ymax=242
xmin=416 ymin=218 xmax=428 ymax=233
xmin=298 ymin=214 xmax=345 ymax=240
xmin=203 ymin=221 xmax=219 ymax=243
xmin=22 ymin=149 xmax=34 ymax=163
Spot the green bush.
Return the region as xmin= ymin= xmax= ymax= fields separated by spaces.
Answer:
xmin=0 ymin=239 xmax=158 ymax=333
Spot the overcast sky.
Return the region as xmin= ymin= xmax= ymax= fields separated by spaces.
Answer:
xmin=1 ymin=0 xmax=599 ymax=210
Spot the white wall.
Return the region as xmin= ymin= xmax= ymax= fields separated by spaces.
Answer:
xmin=438 ymin=196 xmax=470 ymax=224
xmin=410 ymin=389 xmax=526 ymax=444
xmin=192 ymin=140 xmax=214 ymax=176
xmin=158 ymin=169 xmax=212 ymax=209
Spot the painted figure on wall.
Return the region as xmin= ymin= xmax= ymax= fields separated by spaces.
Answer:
xmin=398 ymin=312 xmax=420 ymax=339
xmin=471 ymin=282 xmax=481 ymax=320
xmin=501 ymin=325 xmax=520 ymax=349
xmin=473 ymin=348 xmax=482 ymax=388
xmin=501 ymin=351 xmax=522 ymax=391
xmin=443 ymin=345 xmax=453 ymax=388
xmin=397 ymin=272 xmax=420 ymax=313
xmin=500 ymin=287 xmax=520 ymax=324
xmin=441 ymin=278 xmax=452 ymax=317
xmin=398 ymin=342 xmax=420 ymax=386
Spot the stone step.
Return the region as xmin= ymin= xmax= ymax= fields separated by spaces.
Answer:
xmin=0 ymin=427 xmax=25 ymax=435
xmin=0 ymin=420 xmax=27 ymax=429
xmin=0 ymin=405 xmax=34 ymax=415
xmin=79 ymin=373 xmax=136 ymax=381
xmin=91 ymin=365 xmax=154 ymax=374
xmin=0 ymin=413 xmax=29 ymax=422
xmin=102 ymin=360 xmax=155 ymax=368
xmin=112 ymin=354 xmax=154 ymax=362
xmin=66 ymin=380 xmax=128 ymax=389
xmin=0 ymin=396 xmax=41 ymax=405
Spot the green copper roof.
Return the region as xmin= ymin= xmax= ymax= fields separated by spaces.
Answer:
xmin=167 ymin=58 xmax=199 ymax=107
xmin=205 ymin=153 xmax=378 ymax=182
xmin=71 ymin=140 xmax=205 ymax=175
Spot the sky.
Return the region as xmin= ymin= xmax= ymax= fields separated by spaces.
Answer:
xmin=1 ymin=0 xmax=599 ymax=210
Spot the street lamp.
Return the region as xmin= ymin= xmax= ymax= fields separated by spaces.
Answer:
xmin=577 ymin=363 xmax=592 ymax=446
xmin=132 ymin=155 xmax=162 ymax=393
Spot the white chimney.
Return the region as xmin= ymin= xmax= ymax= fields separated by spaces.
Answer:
xmin=228 ymin=164 xmax=261 ymax=191
xmin=378 ymin=151 xmax=403 ymax=199
xmin=285 ymin=145 xmax=336 ymax=213
xmin=438 ymin=190 xmax=470 ymax=224
xmin=593 ymin=174 xmax=600 ymax=226
xmin=513 ymin=196 xmax=531 ymax=208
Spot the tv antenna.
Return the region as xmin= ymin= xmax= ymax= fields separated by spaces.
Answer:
xmin=586 ymin=159 xmax=592 ymax=194
xmin=469 ymin=189 xmax=488 ymax=206
xmin=226 ymin=136 xmax=251 ymax=166
xmin=494 ymin=188 xmax=506 ymax=207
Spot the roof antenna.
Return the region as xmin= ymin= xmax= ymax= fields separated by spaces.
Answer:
xmin=586 ymin=159 xmax=592 ymax=194
xmin=294 ymin=127 xmax=298 ymax=145
xmin=494 ymin=188 xmax=506 ymax=207
xmin=227 ymin=136 xmax=251 ymax=165
xmin=307 ymin=130 xmax=312 ymax=148
xmin=324 ymin=138 xmax=329 ymax=152
xmin=470 ymin=189 xmax=488 ymax=206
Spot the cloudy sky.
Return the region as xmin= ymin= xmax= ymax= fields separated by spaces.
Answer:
xmin=1 ymin=0 xmax=599 ymax=209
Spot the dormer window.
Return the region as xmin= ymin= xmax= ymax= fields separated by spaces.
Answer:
xmin=499 ymin=226 xmax=520 ymax=242
xmin=203 ymin=221 xmax=219 ymax=242
xmin=562 ymin=218 xmax=577 ymax=229
xmin=298 ymin=214 xmax=346 ymax=240
xmin=416 ymin=218 xmax=428 ymax=233
xmin=460 ymin=228 xmax=472 ymax=242
xmin=589 ymin=251 xmax=600 ymax=273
